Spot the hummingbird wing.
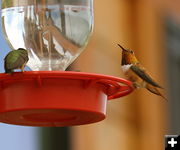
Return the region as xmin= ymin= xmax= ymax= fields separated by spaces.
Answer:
xmin=130 ymin=64 xmax=163 ymax=89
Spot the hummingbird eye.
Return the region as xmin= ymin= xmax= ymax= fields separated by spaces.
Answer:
xmin=130 ymin=50 xmax=134 ymax=54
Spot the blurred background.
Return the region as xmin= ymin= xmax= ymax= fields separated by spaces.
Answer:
xmin=0 ymin=0 xmax=180 ymax=150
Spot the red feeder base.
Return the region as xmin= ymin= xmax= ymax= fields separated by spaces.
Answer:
xmin=0 ymin=71 xmax=133 ymax=127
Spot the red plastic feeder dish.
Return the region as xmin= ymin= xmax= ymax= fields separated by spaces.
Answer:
xmin=0 ymin=71 xmax=133 ymax=127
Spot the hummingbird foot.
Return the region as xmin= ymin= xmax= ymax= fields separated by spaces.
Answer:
xmin=132 ymin=82 xmax=142 ymax=89
xmin=20 ymin=64 xmax=26 ymax=72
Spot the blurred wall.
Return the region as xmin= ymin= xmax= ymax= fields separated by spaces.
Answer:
xmin=70 ymin=0 xmax=171 ymax=150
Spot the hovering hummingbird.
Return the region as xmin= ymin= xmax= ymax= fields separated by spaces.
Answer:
xmin=118 ymin=44 xmax=167 ymax=100
xmin=4 ymin=48 xmax=29 ymax=74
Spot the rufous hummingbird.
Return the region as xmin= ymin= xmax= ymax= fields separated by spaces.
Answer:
xmin=118 ymin=44 xmax=167 ymax=100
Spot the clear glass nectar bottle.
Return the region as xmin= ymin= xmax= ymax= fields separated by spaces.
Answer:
xmin=1 ymin=0 xmax=94 ymax=71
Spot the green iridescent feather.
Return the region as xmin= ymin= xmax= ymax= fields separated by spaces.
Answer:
xmin=4 ymin=48 xmax=29 ymax=73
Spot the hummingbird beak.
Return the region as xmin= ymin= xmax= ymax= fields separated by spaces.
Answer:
xmin=117 ymin=44 xmax=129 ymax=52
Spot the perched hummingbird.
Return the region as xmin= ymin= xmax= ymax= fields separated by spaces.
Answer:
xmin=118 ymin=44 xmax=167 ymax=100
xmin=4 ymin=48 xmax=29 ymax=73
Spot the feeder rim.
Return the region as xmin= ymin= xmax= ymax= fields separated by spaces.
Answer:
xmin=0 ymin=71 xmax=134 ymax=100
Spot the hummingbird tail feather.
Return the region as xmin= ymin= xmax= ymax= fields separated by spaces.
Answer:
xmin=146 ymin=84 xmax=167 ymax=101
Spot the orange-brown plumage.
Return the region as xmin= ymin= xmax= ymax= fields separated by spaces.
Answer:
xmin=118 ymin=44 xmax=167 ymax=100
